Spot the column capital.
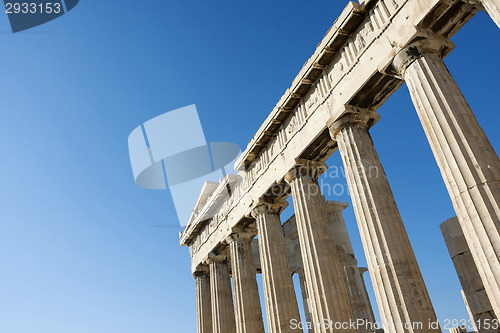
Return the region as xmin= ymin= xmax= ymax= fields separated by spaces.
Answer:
xmin=205 ymin=252 xmax=229 ymax=265
xmin=193 ymin=264 xmax=210 ymax=278
xmin=225 ymin=227 xmax=258 ymax=243
xmin=393 ymin=31 xmax=454 ymax=78
xmin=251 ymin=198 xmax=288 ymax=218
xmin=328 ymin=105 xmax=380 ymax=139
xmin=325 ymin=200 xmax=349 ymax=214
xmin=284 ymin=158 xmax=328 ymax=183
xmin=463 ymin=0 xmax=485 ymax=11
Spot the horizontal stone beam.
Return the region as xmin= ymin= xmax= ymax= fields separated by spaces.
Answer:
xmin=182 ymin=0 xmax=479 ymax=273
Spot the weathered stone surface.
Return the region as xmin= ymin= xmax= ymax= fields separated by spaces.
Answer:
xmin=176 ymin=1 xmax=500 ymax=332
xmin=283 ymin=216 xmax=315 ymax=332
xmin=325 ymin=201 xmax=375 ymax=331
xmin=394 ymin=36 xmax=500 ymax=318
xmin=441 ymin=217 xmax=497 ymax=333
xmin=448 ymin=327 xmax=467 ymax=333
xmin=194 ymin=269 xmax=212 ymax=333
xmin=206 ymin=254 xmax=236 ymax=333
xmin=181 ymin=0 xmax=479 ymax=274
xmin=286 ymin=160 xmax=355 ymax=333
xmin=227 ymin=231 xmax=265 ymax=333
xmin=252 ymin=201 xmax=301 ymax=333
xmin=293 ymin=241 xmax=315 ymax=333
xmin=329 ymin=106 xmax=440 ymax=333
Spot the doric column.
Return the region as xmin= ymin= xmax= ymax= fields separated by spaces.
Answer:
xmin=325 ymin=201 xmax=375 ymax=331
xmin=252 ymin=200 xmax=301 ymax=333
xmin=296 ymin=250 xmax=315 ymax=333
xmin=286 ymin=218 xmax=315 ymax=332
xmin=285 ymin=160 xmax=355 ymax=333
xmin=328 ymin=106 xmax=440 ymax=333
xmin=206 ymin=253 xmax=236 ymax=333
xmin=226 ymin=229 xmax=265 ymax=333
xmin=449 ymin=327 xmax=467 ymax=333
xmin=441 ymin=217 xmax=497 ymax=332
xmin=194 ymin=267 xmax=213 ymax=333
xmin=394 ymin=34 xmax=500 ymax=317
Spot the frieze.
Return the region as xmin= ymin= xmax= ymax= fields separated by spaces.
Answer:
xmin=242 ymin=0 xmax=406 ymax=184
xmin=187 ymin=0 xmax=411 ymax=258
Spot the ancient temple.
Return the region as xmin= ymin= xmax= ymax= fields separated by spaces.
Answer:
xmin=179 ymin=1 xmax=500 ymax=332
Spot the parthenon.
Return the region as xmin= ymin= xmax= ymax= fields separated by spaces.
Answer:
xmin=179 ymin=0 xmax=500 ymax=332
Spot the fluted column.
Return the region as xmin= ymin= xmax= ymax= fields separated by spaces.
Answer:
xmin=288 ymin=221 xmax=315 ymax=333
xmin=252 ymin=200 xmax=301 ymax=333
xmin=226 ymin=229 xmax=265 ymax=333
xmin=328 ymin=106 xmax=440 ymax=333
xmin=283 ymin=215 xmax=315 ymax=332
xmin=207 ymin=253 xmax=236 ymax=333
xmin=285 ymin=160 xmax=355 ymax=333
xmin=325 ymin=201 xmax=375 ymax=331
xmin=441 ymin=217 xmax=497 ymax=333
xmin=449 ymin=327 xmax=467 ymax=333
xmin=194 ymin=268 xmax=213 ymax=333
xmin=394 ymin=35 xmax=500 ymax=318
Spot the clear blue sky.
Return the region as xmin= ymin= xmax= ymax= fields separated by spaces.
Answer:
xmin=0 ymin=1 xmax=499 ymax=332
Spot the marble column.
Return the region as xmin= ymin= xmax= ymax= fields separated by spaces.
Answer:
xmin=285 ymin=161 xmax=355 ymax=333
xmin=252 ymin=200 xmax=301 ymax=333
xmin=325 ymin=201 xmax=375 ymax=330
xmin=226 ymin=230 xmax=265 ymax=333
xmin=461 ymin=290 xmax=476 ymax=332
xmin=297 ymin=255 xmax=316 ymax=333
xmin=328 ymin=106 xmax=440 ymax=333
xmin=194 ymin=268 xmax=213 ymax=333
xmin=448 ymin=327 xmax=467 ymax=333
xmin=394 ymin=35 xmax=500 ymax=318
xmin=288 ymin=221 xmax=315 ymax=333
xmin=207 ymin=253 xmax=236 ymax=333
xmin=441 ymin=217 xmax=497 ymax=333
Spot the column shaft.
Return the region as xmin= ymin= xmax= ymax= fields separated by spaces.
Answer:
xmin=286 ymin=161 xmax=355 ymax=333
xmin=326 ymin=201 xmax=375 ymax=330
xmin=228 ymin=232 xmax=265 ymax=333
xmin=396 ymin=42 xmax=500 ymax=317
xmin=441 ymin=217 xmax=497 ymax=333
xmin=208 ymin=257 xmax=236 ymax=333
xmin=329 ymin=108 xmax=440 ymax=333
xmin=195 ymin=271 xmax=213 ymax=333
xmin=253 ymin=202 xmax=301 ymax=333
xmin=293 ymin=235 xmax=315 ymax=333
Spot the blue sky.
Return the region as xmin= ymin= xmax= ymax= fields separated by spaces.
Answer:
xmin=0 ymin=1 xmax=499 ymax=332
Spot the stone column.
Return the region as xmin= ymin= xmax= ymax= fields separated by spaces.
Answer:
xmin=226 ymin=230 xmax=265 ymax=333
xmin=441 ymin=217 xmax=497 ymax=333
xmin=448 ymin=327 xmax=467 ymax=333
xmin=325 ymin=201 xmax=375 ymax=330
xmin=288 ymin=223 xmax=315 ymax=332
xmin=285 ymin=160 xmax=356 ymax=333
xmin=207 ymin=253 xmax=236 ymax=333
xmin=194 ymin=268 xmax=213 ymax=333
xmin=394 ymin=35 xmax=500 ymax=318
xmin=328 ymin=106 xmax=440 ymax=333
xmin=461 ymin=290 xmax=477 ymax=332
xmin=358 ymin=267 xmax=373 ymax=318
xmin=252 ymin=200 xmax=301 ymax=333
xmin=296 ymin=255 xmax=315 ymax=333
